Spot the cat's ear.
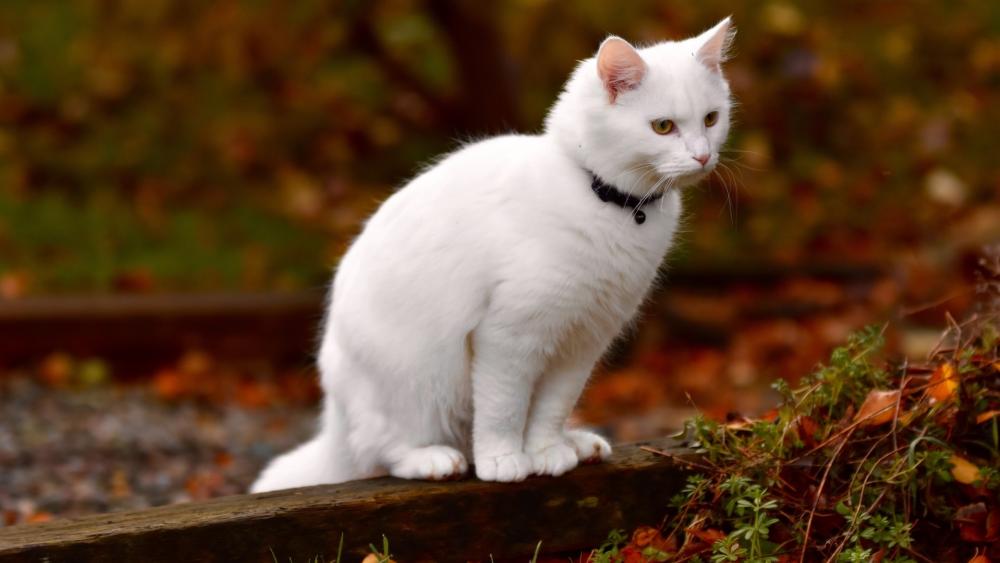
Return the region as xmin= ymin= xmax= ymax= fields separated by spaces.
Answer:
xmin=695 ymin=17 xmax=736 ymax=72
xmin=596 ymin=36 xmax=647 ymax=104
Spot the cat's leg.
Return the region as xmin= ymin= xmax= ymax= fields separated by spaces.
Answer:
xmin=524 ymin=347 xmax=611 ymax=476
xmin=325 ymin=329 xmax=471 ymax=482
xmin=336 ymin=378 xmax=470 ymax=481
xmin=340 ymin=400 xmax=470 ymax=481
xmin=470 ymin=327 xmax=547 ymax=482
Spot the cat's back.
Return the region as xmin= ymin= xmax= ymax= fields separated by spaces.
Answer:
xmin=331 ymin=133 xmax=572 ymax=318
xmin=327 ymin=133 xmax=573 ymax=373
xmin=405 ymin=133 xmax=568 ymax=200
xmin=359 ymin=133 xmax=573 ymax=241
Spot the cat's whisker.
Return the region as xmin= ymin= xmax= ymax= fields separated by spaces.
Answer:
xmin=712 ymin=161 xmax=742 ymax=225
xmin=623 ymin=162 xmax=662 ymax=199
xmin=719 ymin=151 xmax=766 ymax=172
xmin=720 ymin=170 xmax=736 ymax=224
xmin=657 ymin=177 xmax=678 ymax=212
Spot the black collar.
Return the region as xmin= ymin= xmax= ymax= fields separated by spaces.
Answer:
xmin=589 ymin=172 xmax=663 ymax=225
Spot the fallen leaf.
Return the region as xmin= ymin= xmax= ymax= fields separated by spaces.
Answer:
xmin=179 ymin=349 xmax=212 ymax=376
xmin=632 ymin=526 xmax=660 ymax=547
xmin=213 ymin=451 xmax=234 ymax=468
xmin=976 ymin=410 xmax=1000 ymax=424
xmin=0 ymin=271 xmax=28 ymax=298
xmin=236 ymin=380 xmax=271 ymax=409
xmin=110 ymin=469 xmax=132 ymax=499
xmin=950 ymin=455 xmax=982 ymax=485
xmin=854 ymin=389 xmax=900 ymax=427
xmin=955 ymin=503 xmax=1000 ymax=542
xmin=153 ymin=369 xmax=183 ymax=400
xmin=927 ymin=362 xmax=959 ymax=403
xmin=686 ymin=527 xmax=726 ymax=545
xmin=38 ymin=353 xmax=73 ymax=387
xmin=630 ymin=526 xmax=677 ymax=555
xmin=795 ymin=415 xmax=821 ymax=447
xmin=651 ymin=532 xmax=678 ymax=554
xmin=760 ymin=408 xmax=780 ymax=422
xmin=618 ymin=546 xmax=646 ymax=563
xmin=26 ymin=512 xmax=52 ymax=524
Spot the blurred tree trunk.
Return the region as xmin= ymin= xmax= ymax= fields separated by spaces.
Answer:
xmin=426 ymin=0 xmax=521 ymax=134
xmin=350 ymin=0 xmax=521 ymax=136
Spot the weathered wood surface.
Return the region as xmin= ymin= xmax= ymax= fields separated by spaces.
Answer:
xmin=0 ymin=438 xmax=693 ymax=562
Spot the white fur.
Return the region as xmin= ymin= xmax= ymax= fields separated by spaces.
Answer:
xmin=251 ymin=19 xmax=734 ymax=492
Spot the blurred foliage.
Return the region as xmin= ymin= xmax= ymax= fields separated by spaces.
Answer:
xmin=0 ymin=0 xmax=997 ymax=292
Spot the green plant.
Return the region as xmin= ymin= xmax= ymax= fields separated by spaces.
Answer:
xmin=651 ymin=318 xmax=999 ymax=562
xmin=710 ymin=535 xmax=746 ymax=562
xmin=588 ymin=529 xmax=627 ymax=563
xmin=710 ymin=476 xmax=780 ymax=562
xmin=368 ymin=535 xmax=393 ymax=563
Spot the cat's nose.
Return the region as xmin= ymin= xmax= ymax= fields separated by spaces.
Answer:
xmin=693 ymin=154 xmax=710 ymax=167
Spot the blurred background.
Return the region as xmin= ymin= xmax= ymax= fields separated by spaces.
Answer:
xmin=1 ymin=0 xmax=998 ymax=525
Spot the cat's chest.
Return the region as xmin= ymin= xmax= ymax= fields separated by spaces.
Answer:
xmin=525 ymin=202 xmax=678 ymax=314
xmin=564 ymin=218 xmax=667 ymax=291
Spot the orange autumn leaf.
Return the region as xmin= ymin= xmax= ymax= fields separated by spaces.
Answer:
xmin=38 ymin=353 xmax=73 ymax=387
xmin=213 ymin=451 xmax=234 ymax=468
xmin=977 ymin=410 xmax=1000 ymax=424
xmin=760 ymin=408 xmax=780 ymax=422
xmin=854 ymin=389 xmax=900 ymax=427
xmin=687 ymin=527 xmax=726 ymax=545
xmin=968 ymin=555 xmax=989 ymax=563
xmin=26 ymin=512 xmax=53 ymax=524
xmin=926 ymin=362 xmax=959 ymax=403
xmin=950 ymin=455 xmax=982 ymax=485
xmin=630 ymin=526 xmax=677 ymax=554
xmin=955 ymin=503 xmax=1000 ymax=543
xmin=152 ymin=369 xmax=183 ymax=400
xmin=795 ymin=415 xmax=821 ymax=447
xmin=0 ymin=271 xmax=28 ymax=298
xmin=632 ymin=526 xmax=660 ymax=547
xmin=236 ymin=380 xmax=271 ymax=409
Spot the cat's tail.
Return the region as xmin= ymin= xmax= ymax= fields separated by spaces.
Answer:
xmin=249 ymin=399 xmax=360 ymax=493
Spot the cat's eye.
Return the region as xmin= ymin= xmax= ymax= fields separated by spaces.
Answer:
xmin=704 ymin=111 xmax=719 ymax=127
xmin=651 ymin=119 xmax=675 ymax=135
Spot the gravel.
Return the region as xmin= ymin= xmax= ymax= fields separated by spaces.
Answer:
xmin=0 ymin=375 xmax=315 ymax=526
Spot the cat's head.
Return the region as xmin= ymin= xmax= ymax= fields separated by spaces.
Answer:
xmin=546 ymin=18 xmax=735 ymax=196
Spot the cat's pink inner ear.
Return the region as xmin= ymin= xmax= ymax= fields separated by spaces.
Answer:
xmin=695 ymin=17 xmax=735 ymax=71
xmin=596 ymin=37 xmax=647 ymax=103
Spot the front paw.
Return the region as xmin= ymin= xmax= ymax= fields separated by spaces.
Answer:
xmin=565 ymin=429 xmax=612 ymax=463
xmin=474 ymin=452 xmax=532 ymax=482
xmin=389 ymin=445 xmax=468 ymax=481
xmin=527 ymin=442 xmax=578 ymax=477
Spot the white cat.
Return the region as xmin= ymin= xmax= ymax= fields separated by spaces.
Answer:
xmin=251 ymin=18 xmax=735 ymax=491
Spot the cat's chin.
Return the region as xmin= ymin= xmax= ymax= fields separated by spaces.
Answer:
xmin=669 ymin=169 xmax=712 ymax=188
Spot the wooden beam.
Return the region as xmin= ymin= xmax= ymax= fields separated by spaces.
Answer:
xmin=0 ymin=438 xmax=693 ymax=562
xmin=0 ymin=291 xmax=323 ymax=373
